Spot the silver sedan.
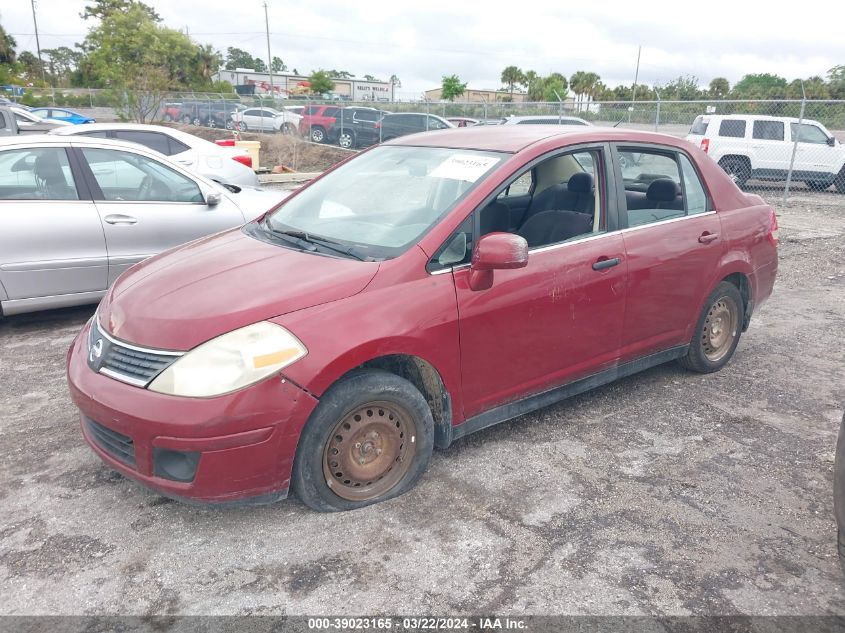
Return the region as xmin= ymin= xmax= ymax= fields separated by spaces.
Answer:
xmin=0 ymin=135 xmax=288 ymax=316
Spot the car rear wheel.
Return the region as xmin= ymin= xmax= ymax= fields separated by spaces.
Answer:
xmin=292 ymin=369 xmax=434 ymax=512
xmin=282 ymin=122 xmax=296 ymax=135
xmin=180 ymin=115 xmax=192 ymax=125
xmin=338 ymin=131 xmax=355 ymax=149
xmin=162 ymin=114 xmax=173 ymax=122
xmin=834 ymin=168 xmax=845 ymax=193
xmin=718 ymin=157 xmax=751 ymax=188
xmin=679 ymin=281 xmax=744 ymax=373
xmin=207 ymin=118 xmax=217 ymax=129
xmin=310 ymin=126 xmax=326 ymax=143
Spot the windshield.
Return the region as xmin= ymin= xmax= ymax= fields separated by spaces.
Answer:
xmin=263 ymin=145 xmax=504 ymax=259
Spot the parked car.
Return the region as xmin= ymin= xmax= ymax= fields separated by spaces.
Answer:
xmin=330 ymin=107 xmax=388 ymax=149
xmin=231 ymin=107 xmax=301 ymax=134
xmin=3 ymin=106 xmax=72 ymax=133
xmin=378 ymin=113 xmax=454 ymax=141
xmin=0 ymin=135 xmax=288 ymax=315
xmin=502 ymin=115 xmax=591 ymax=126
xmin=686 ymin=114 xmax=845 ymax=192
xmin=30 ymin=107 xmax=95 ymax=125
xmin=160 ymin=102 xmax=182 ymax=123
xmin=447 ymin=117 xmax=479 ymax=127
xmin=298 ymin=104 xmax=342 ymax=143
xmin=835 ymin=411 xmax=845 ymax=574
xmin=50 ymin=123 xmax=260 ymax=187
xmin=66 ymin=126 xmax=778 ymax=511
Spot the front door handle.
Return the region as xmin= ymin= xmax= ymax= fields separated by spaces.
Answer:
xmin=698 ymin=232 xmax=719 ymax=244
xmin=103 ymin=214 xmax=138 ymax=225
xmin=592 ymin=257 xmax=621 ymax=271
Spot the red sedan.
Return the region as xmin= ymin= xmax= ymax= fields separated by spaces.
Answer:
xmin=67 ymin=125 xmax=778 ymax=511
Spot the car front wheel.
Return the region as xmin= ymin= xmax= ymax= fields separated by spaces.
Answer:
xmin=292 ymin=369 xmax=434 ymax=512
xmin=805 ymin=179 xmax=833 ymax=191
xmin=679 ymin=281 xmax=744 ymax=373
xmin=834 ymin=167 xmax=845 ymax=193
xmin=310 ymin=127 xmax=326 ymax=143
xmin=338 ymin=131 xmax=355 ymax=149
xmin=238 ymin=121 xmax=248 ymax=132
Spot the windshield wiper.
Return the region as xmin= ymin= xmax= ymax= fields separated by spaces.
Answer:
xmin=262 ymin=223 xmax=369 ymax=261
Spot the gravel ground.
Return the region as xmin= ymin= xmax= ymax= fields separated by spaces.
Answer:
xmin=0 ymin=191 xmax=844 ymax=619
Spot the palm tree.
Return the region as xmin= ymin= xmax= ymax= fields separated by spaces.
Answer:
xmin=501 ymin=66 xmax=525 ymax=100
xmin=0 ymin=19 xmax=17 ymax=65
xmin=570 ymin=71 xmax=601 ymax=111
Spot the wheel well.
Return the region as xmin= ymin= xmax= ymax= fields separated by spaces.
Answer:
xmin=722 ymin=272 xmax=752 ymax=330
xmin=718 ymin=154 xmax=751 ymax=168
xmin=358 ymin=354 xmax=452 ymax=448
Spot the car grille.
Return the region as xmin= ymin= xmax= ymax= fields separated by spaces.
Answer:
xmin=88 ymin=318 xmax=182 ymax=388
xmin=84 ymin=417 xmax=136 ymax=467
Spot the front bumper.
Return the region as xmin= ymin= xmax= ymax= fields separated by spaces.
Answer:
xmin=67 ymin=320 xmax=319 ymax=504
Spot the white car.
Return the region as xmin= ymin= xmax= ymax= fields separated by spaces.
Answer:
xmin=231 ymin=107 xmax=301 ymax=134
xmin=50 ymin=122 xmax=259 ymax=187
xmin=686 ymin=114 xmax=845 ymax=192
xmin=0 ymin=134 xmax=288 ymax=315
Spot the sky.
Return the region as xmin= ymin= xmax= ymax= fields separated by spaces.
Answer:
xmin=4 ymin=0 xmax=845 ymax=98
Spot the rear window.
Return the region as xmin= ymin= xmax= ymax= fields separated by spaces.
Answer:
xmin=718 ymin=119 xmax=746 ymax=138
xmin=323 ymin=107 xmax=340 ymax=118
xmin=752 ymin=120 xmax=784 ymax=141
xmin=689 ymin=116 xmax=709 ymax=135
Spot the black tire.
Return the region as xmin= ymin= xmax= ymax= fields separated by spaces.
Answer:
xmin=310 ymin=126 xmax=326 ymax=143
xmin=180 ymin=115 xmax=192 ymax=125
xmin=834 ymin=168 xmax=845 ymax=194
xmin=679 ymin=281 xmax=745 ymax=373
xmin=805 ymin=179 xmax=833 ymax=191
xmin=238 ymin=121 xmax=248 ymax=132
xmin=292 ymin=369 xmax=434 ymax=512
xmin=282 ymin=122 xmax=296 ymax=135
xmin=337 ymin=130 xmax=356 ymax=149
xmin=718 ymin=156 xmax=751 ymax=188
xmin=162 ymin=114 xmax=173 ymax=122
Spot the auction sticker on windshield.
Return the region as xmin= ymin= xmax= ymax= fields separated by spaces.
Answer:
xmin=429 ymin=154 xmax=500 ymax=182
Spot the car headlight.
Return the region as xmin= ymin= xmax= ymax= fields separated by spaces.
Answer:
xmin=148 ymin=322 xmax=307 ymax=398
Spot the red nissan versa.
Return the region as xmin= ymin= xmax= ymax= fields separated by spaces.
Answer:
xmin=67 ymin=126 xmax=778 ymax=511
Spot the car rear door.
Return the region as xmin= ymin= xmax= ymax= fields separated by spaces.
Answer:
xmin=73 ymin=144 xmax=246 ymax=284
xmin=0 ymin=144 xmax=107 ymax=305
xmin=614 ymin=144 xmax=723 ymax=361
xmin=749 ymin=119 xmax=789 ymax=176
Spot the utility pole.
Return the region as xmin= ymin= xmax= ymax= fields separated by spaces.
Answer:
xmin=263 ymin=1 xmax=274 ymax=102
xmin=30 ymin=0 xmax=46 ymax=83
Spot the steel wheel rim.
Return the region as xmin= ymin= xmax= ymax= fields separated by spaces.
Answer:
xmin=339 ymin=133 xmax=352 ymax=148
xmin=702 ymin=295 xmax=739 ymax=362
xmin=312 ymin=129 xmax=323 ymax=142
xmin=322 ymin=401 xmax=416 ymax=502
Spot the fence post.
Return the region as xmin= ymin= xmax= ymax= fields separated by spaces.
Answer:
xmin=654 ymin=90 xmax=661 ymax=132
xmin=782 ymin=84 xmax=806 ymax=207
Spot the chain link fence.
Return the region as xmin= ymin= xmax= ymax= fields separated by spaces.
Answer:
xmin=12 ymin=87 xmax=845 ymax=199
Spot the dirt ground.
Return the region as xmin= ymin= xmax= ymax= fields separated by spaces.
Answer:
xmin=0 ymin=189 xmax=844 ymax=620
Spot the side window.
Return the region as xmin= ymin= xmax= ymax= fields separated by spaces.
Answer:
xmin=616 ymin=148 xmax=685 ymax=227
xmin=80 ymin=148 xmax=203 ymax=203
xmin=753 ymin=120 xmax=784 ymax=141
xmin=0 ymin=147 xmax=79 ymax=200
xmin=114 ymin=130 xmax=171 ymax=156
xmin=244 ymin=109 xmax=258 ymax=117
xmin=167 ymin=137 xmax=191 ymax=155
xmin=500 ymin=171 xmax=533 ymax=198
xmin=791 ymin=123 xmax=829 ymax=144
xmin=718 ymin=119 xmax=746 ymax=138
xmin=0 ymin=111 xmax=6 ymax=128
xmin=428 ymin=117 xmax=447 ymax=130
xmin=78 ymin=130 xmax=110 ymax=139
xmin=679 ymin=155 xmax=708 ymax=215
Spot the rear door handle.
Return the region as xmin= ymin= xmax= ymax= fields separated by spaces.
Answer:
xmin=103 ymin=214 xmax=138 ymax=225
xmin=592 ymin=257 xmax=621 ymax=271
xmin=698 ymin=232 xmax=719 ymax=244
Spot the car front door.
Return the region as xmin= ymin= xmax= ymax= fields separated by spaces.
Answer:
xmin=451 ymin=146 xmax=627 ymax=418
xmin=614 ymin=145 xmax=724 ymax=361
xmin=74 ymin=145 xmax=246 ymax=284
xmin=791 ymin=122 xmax=837 ymax=178
xmin=0 ymin=145 xmax=107 ymax=305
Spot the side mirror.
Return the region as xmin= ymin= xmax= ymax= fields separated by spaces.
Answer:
xmin=828 ymin=136 xmax=837 ymax=147
xmin=204 ymin=190 xmax=222 ymax=206
xmin=468 ymin=232 xmax=528 ymax=291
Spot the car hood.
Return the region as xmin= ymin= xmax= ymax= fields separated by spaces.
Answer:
xmin=221 ymin=185 xmax=290 ymax=220
xmin=99 ymin=227 xmax=379 ymax=350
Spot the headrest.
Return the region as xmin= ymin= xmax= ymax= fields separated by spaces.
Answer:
xmin=646 ymin=178 xmax=680 ymax=202
xmin=568 ymin=172 xmax=593 ymax=194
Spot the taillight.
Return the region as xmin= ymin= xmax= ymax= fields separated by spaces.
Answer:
xmin=215 ymin=139 xmax=236 ymax=146
xmin=767 ymin=210 xmax=779 ymax=247
xmin=700 ymin=138 xmax=710 ymax=153
xmin=232 ymin=154 xmax=252 ymax=169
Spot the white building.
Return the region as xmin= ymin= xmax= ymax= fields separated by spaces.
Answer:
xmin=213 ymin=69 xmax=394 ymax=102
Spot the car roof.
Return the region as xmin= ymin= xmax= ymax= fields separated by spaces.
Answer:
xmin=697 ymin=114 xmax=819 ymax=124
xmin=504 ymin=115 xmax=589 ymax=124
xmin=0 ymin=133 xmax=165 ymax=149
xmin=386 ymin=125 xmax=694 ymax=153
xmin=48 ymin=122 xmax=215 ymax=147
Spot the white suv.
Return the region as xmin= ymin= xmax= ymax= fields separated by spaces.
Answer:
xmin=686 ymin=114 xmax=845 ymax=192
